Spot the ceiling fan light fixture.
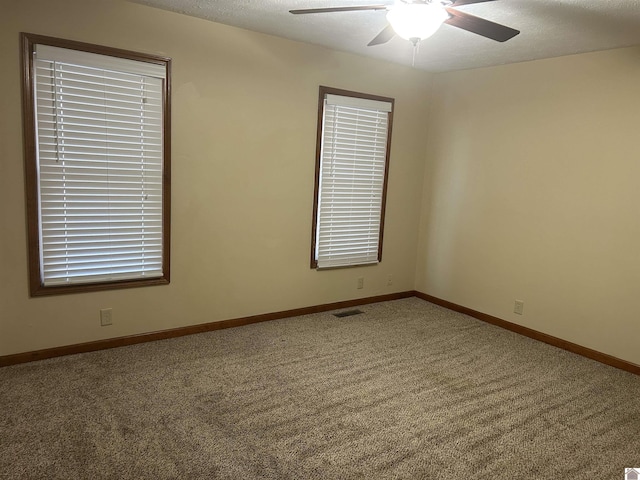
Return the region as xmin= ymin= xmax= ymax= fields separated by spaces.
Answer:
xmin=386 ymin=2 xmax=449 ymax=43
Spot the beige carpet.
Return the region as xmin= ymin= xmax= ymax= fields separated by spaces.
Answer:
xmin=1 ymin=298 xmax=638 ymax=479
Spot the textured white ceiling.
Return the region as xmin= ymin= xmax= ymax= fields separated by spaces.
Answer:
xmin=127 ymin=0 xmax=640 ymax=72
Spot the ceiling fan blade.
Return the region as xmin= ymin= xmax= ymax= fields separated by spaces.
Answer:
xmin=445 ymin=8 xmax=519 ymax=42
xmin=450 ymin=0 xmax=496 ymax=6
xmin=290 ymin=5 xmax=388 ymax=14
xmin=367 ymin=23 xmax=396 ymax=46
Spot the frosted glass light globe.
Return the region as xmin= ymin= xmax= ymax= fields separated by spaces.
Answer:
xmin=387 ymin=2 xmax=449 ymax=43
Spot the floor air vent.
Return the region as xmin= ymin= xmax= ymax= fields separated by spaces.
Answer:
xmin=333 ymin=309 xmax=364 ymax=318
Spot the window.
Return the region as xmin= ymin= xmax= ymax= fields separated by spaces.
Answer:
xmin=21 ymin=33 xmax=171 ymax=296
xmin=311 ymin=86 xmax=394 ymax=269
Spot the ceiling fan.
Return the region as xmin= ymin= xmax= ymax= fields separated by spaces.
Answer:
xmin=290 ymin=0 xmax=519 ymax=47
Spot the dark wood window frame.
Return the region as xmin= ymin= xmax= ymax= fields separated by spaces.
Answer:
xmin=310 ymin=86 xmax=394 ymax=269
xmin=21 ymin=33 xmax=171 ymax=296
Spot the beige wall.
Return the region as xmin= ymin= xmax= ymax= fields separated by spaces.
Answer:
xmin=2 ymin=0 xmax=638 ymax=367
xmin=0 ymin=0 xmax=431 ymax=356
xmin=416 ymin=47 xmax=640 ymax=365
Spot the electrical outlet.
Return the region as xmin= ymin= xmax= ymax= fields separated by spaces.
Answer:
xmin=100 ymin=308 xmax=113 ymax=326
xmin=357 ymin=277 xmax=364 ymax=289
xmin=387 ymin=274 xmax=393 ymax=286
xmin=514 ymin=300 xmax=524 ymax=315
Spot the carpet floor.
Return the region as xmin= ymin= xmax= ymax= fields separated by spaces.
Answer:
xmin=1 ymin=297 xmax=639 ymax=479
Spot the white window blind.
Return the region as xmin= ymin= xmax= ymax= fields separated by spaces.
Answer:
xmin=315 ymin=93 xmax=392 ymax=269
xmin=33 ymin=44 xmax=166 ymax=286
